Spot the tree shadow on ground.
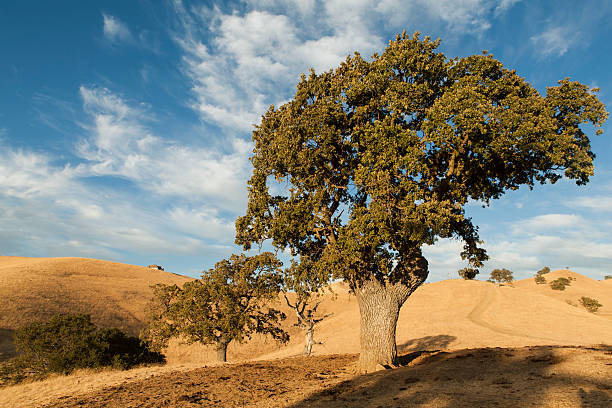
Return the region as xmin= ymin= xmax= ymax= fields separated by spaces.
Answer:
xmin=290 ymin=345 xmax=612 ymax=407
xmin=395 ymin=335 xmax=457 ymax=367
xmin=0 ymin=328 xmax=15 ymax=362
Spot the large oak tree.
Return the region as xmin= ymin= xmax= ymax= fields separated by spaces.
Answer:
xmin=235 ymin=32 xmax=607 ymax=372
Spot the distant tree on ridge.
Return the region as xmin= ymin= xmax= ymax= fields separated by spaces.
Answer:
xmin=489 ymin=268 xmax=514 ymax=286
xmin=458 ymin=267 xmax=479 ymax=280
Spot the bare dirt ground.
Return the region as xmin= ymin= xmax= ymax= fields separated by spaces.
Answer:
xmin=22 ymin=345 xmax=611 ymax=408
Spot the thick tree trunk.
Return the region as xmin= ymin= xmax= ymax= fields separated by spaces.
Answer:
xmin=216 ymin=340 xmax=229 ymax=362
xmin=353 ymin=251 xmax=428 ymax=373
xmin=304 ymin=326 xmax=314 ymax=356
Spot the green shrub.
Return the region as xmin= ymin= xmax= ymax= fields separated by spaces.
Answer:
xmin=604 ymin=275 xmax=612 ymax=280
xmin=1 ymin=314 xmax=164 ymax=384
xmin=534 ymin=267 xmax=550 ymax=284
xmin=580 ymin=297 xmax=602 ymax=313
xmin=458 ymin=268 xmax=478 ymax=280
xmin=549 ymin=277 xmax=571 ymax=291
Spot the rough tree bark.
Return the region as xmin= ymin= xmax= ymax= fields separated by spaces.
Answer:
xmin=353 ymin=252 xmax=428 ymax=373
xmin=216 ymin=338 xmax=230 ymax=362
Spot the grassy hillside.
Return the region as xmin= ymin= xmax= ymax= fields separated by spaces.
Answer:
xmin=2 ymin=258 xmax=611 ymax=366
xmin=0 ymin=256 xmax=192 ymax=360
xmin=515 ymin=269 xmax=612 ymax=317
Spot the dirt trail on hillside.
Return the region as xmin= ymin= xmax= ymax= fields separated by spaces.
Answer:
xmin=467 ymin=285 xmax=562 ymax=343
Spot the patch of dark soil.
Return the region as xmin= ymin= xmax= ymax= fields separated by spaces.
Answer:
xmin=42 ymin=354 xmax=357 ymax=408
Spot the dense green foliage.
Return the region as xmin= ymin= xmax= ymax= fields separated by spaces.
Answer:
xmin=580 ymin=296 xmax=602 ymax=313
xmin=489 ymin=268 xmax=514 ymax=285
xmin=534 ymin=267 xmax=550 ymax=284
xmin=1 ymin=314 xmax=163 ymax=384
xmin=549 ymin=277 xmax=572 ymax=291
xmin=458 ymin=267 xmax=479 ymax=280
xmin=143 ymin=253 xmax=288 ymax=361
xmin=236 ymin=31 xmax=606 ymax=290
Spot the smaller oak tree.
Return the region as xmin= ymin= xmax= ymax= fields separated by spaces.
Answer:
xmin=489 ymin=268 xmax=514 ymax=285
xmin=143 ymin=253 xmax=288 ymax=362
xmin=458 ymin=267 xmax=479 ymax=280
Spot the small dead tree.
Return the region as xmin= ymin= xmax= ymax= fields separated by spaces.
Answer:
xmin=283 ymin=293 xmax=333 ymax=355
xmin=282 ymin=261 xmax=333 ymax=356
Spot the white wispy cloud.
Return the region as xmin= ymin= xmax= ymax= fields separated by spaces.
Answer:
xmin=76 ymin=86 xmax=251 ymax=211
xmin=569 ymin=196 xmax=612 ymax=212
xmin=102 ymin=13 xmax=134 ymax=44
xmin=510 ymin=213 xmax=583 ymax=235
xmin=173 ymin=0 xmax=520 ymax=132
xmin=0 ymin=86 xmax=246 ymax=265
xmin=0 ymin=150 xmax=78 ymax=199
xmin=530 ymin=25 xmax=578 ymax=57
xmin=175 ymin=6 xmax=379 ymax=131
xmin=494 ymin=0 xmax=521 ymax=16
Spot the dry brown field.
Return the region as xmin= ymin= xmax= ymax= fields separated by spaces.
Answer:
xmin=1 ymin=256 xmax=610 ymax=407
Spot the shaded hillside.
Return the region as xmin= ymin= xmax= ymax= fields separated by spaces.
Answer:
xmin=0 ymin=256 xmax=192 ymax=360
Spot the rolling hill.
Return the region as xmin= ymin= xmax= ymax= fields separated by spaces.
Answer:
xmin=0 ymin=256 xmax=192 ymax=361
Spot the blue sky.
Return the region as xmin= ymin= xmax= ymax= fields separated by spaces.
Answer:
xmin=1 ymin=0 xmax=611 ymax=281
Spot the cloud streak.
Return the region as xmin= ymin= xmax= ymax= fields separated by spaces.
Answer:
xmin=173 ymin=0 xmax=520 ymax=132
xmin=102 ymin=13 xmax=134 ymax=44
xmin=530 ymin=25 xmax=578 ymax=57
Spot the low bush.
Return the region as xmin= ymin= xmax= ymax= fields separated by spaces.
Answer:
xmin=549 ymin=277 xmax=572 ymax=291
xmin=605 ymin=275 xmax=612 ymax=280
xmin=0 ymin=314 xmax=164 ymax=384
xmin=580 ymin=297 xmax=602 ymax=313
xmin=534 ymin=275 xmax=546 ymax=284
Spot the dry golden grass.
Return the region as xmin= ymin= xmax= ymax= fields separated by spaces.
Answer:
xmin=515 ymin=269 xmax=612 ymax=317
xmin=0 ymin=256 xmax=192 ymax=360
xmin=3 ymin=346 xmax=611 ymax=408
